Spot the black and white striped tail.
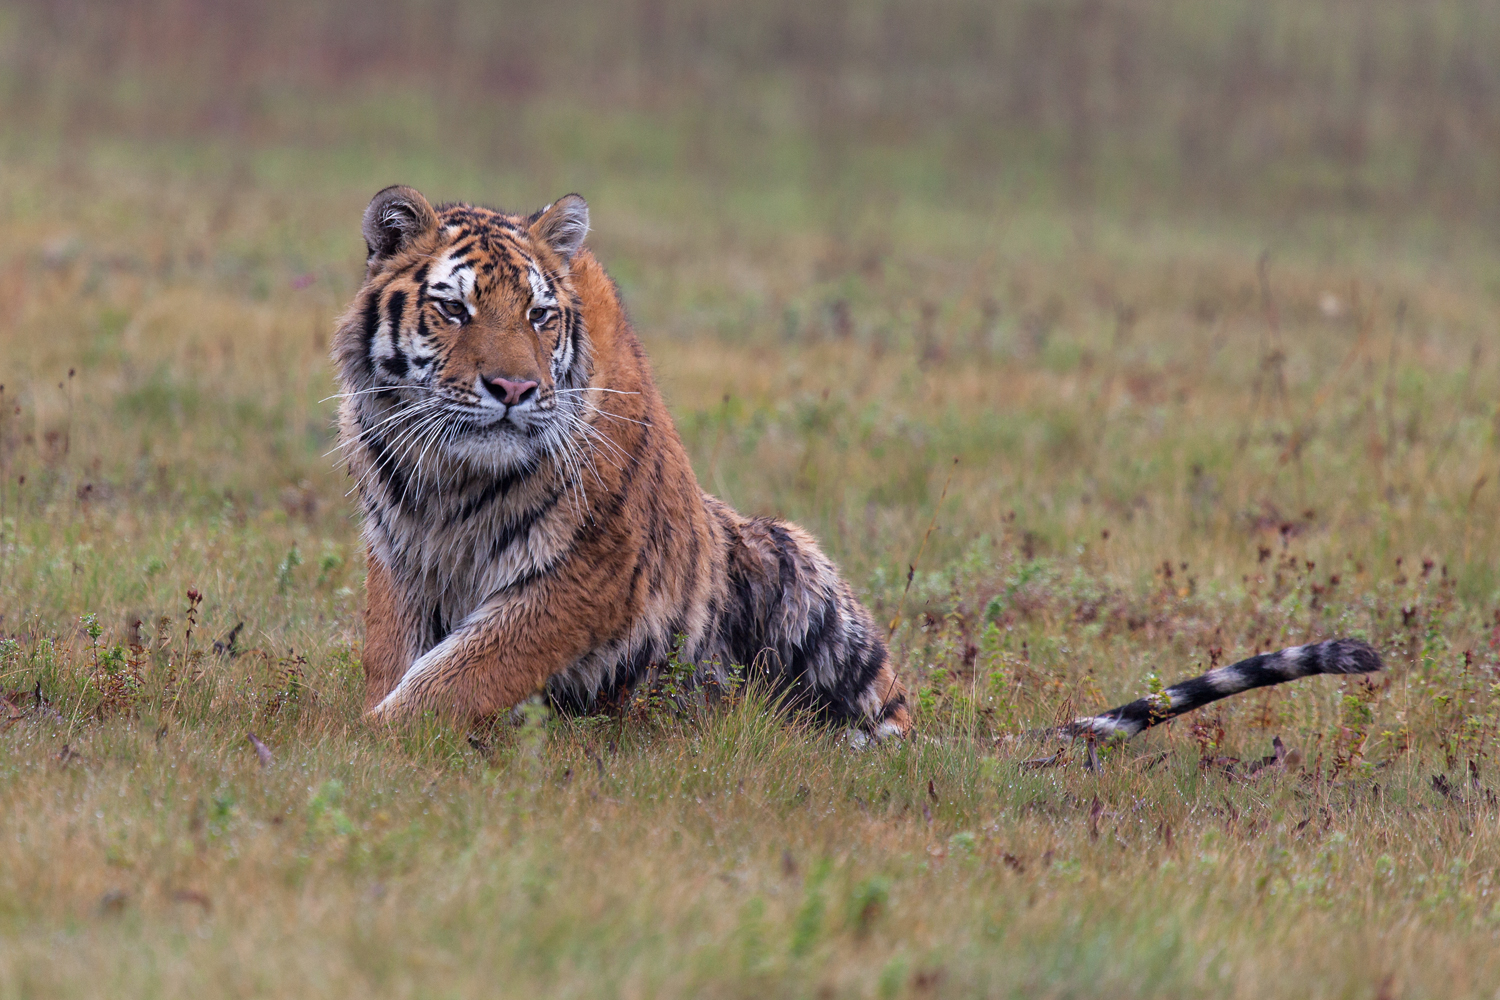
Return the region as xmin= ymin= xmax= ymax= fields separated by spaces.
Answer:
xmin=1063 ymin=640 xmax=1382 ymax=740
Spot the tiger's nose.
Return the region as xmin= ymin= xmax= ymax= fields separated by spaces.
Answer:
xmin=480 ymin=375 xmax=539 ymax=406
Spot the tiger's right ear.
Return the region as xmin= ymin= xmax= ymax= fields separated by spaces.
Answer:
xmin=362 ymin=186 xmax=439 ymax=265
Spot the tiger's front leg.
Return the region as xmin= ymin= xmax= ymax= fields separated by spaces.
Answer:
xmin=362 ymin=550 xmax=417 ymax=711
xmin=365 ymin=583 xmax=595 ymax=725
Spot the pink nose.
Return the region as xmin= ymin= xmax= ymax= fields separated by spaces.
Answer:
xmin=481 ymin=376 xmax=538 ymax=406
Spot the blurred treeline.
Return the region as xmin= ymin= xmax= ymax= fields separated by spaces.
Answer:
xmin=3 ymin=0 xmax=1500 ymax=218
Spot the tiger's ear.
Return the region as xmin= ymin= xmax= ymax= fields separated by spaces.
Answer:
xmin=529 ymin=194 xmax=589 ymax=262
xmin=362 ymin=186 xmax=439 ymax=265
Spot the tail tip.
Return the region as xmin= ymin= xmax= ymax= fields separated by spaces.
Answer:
xmin=1324 ymin=639 xmax=1383 ymax=674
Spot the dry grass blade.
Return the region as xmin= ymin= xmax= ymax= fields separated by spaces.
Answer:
xmin=1020 ymin=751 xmax=1066 ymax=770
xmin=247 ymin=732 xmax=275 ymax=768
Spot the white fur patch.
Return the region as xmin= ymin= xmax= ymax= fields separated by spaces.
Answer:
xmin=1206 ymin=667 xmax=1247 ymax=694
xmin=371 ymin=316 xmax=398 ymax=365
xmin=528 ymin=265 xmax=557 ymax=307
xmin=375 ymin=628 xmax=464 ymax=714
xmin=428 ymin=252 xmax=475 ymax=310
xmin=855 ymin=683 xmax=885 ymax=721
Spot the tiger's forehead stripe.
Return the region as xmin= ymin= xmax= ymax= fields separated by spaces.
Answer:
xmin=528 ymin=265 xmax=557 ymax=306
xmin=423 ymin=213 xmax=563 ymax=307
xmin=426 ymin=250 xmax=476 ymax=301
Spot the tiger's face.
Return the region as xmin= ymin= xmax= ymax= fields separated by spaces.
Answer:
xmin=338 ymin=186 xmax=592 ymax=475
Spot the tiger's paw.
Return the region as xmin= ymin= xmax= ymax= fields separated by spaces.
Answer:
xmin=872 ymin=700 xmax=912 ymax=741
xmin=364 ymin=688 xmax=410 ymax=725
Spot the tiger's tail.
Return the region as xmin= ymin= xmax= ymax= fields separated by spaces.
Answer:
xmin=1062 ymin=639 xmax=1382 ymax=740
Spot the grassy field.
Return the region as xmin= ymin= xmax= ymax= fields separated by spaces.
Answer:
xmin=4 ymin=2 xmax=1500 ymax=997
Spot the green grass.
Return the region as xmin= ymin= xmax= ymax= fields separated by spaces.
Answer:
xmin=5 ymin=2 xmax=1500 ymax=996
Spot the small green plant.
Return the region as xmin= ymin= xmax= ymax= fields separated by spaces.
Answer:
xmin=276 ymin=545 xmax=303 ymax=593
xmin=848 ymin=875 xmax=891 ymax=938
xmin=315 ymin=541 xmax=343 ymax=587
xmin=630 ymin=634 xmax=700 ymax=725
xmin=790 ymin=859 xmax=831 ymax=958
xmin=308 ymin=779 xmax=355 ymax=838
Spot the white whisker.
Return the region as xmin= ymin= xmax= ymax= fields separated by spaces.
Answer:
xmin=323 ymin=396 xmax=444 ymax=458
xmin=320 ymin=384 xmax=437 ymax=404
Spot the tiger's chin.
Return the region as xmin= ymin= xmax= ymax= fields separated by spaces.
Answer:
xmin=441 ymin=424 xmax=553 ymax=474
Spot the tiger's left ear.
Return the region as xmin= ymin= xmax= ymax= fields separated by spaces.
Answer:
xmin=362 ymin=185 xmax=439 ymax=266
xmin=529 ymin=194 xmax=590 ymax=262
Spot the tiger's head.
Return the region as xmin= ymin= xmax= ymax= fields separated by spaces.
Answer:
xmin=334 ymin=185 xmax=593 ymax=475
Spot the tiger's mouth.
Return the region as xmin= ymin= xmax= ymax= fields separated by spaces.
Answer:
xmin=411 ymin=393 xmax=573 ymax=471
xmin=454 ymin=395 xmax=556 ymax=433
xmin=433 ymin=406 xmax=539 ymax=437
xmin=455 ymin=410 xmax=547 ymax=437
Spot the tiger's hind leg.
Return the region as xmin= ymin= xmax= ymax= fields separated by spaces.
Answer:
xmin=725 ymin=517 xmax=913 ymax=739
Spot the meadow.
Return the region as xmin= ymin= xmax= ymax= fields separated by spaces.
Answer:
xmin=3 ymin=1 xmax=1500 ymax=996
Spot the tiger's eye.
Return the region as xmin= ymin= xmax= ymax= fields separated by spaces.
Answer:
xmin=529 ymin=307 xmax=552 ymax=326
xmin=440 ymin=300 xmax=467 ymax=320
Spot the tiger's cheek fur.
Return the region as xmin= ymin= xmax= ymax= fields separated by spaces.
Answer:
xmin=334 ymin=187 xmax=911 ymax=737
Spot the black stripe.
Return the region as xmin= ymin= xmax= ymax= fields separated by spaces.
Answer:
xmin=443 ymin=463 xmax=536 ymax=527
xmin=819 ymin=619 xmax=890 ymax=720
xmin=641 ymin=457 xmax=670 ymax=591
xmin=485 ymin=489 xmax=564 ymax=562
xmin=786 ymin=596 xmax=832 ymax=682
xmin=722 ymin=560 xmax=761 ymax=667
xmin=359 ymin=293 xmax=383 ymax=376
xmin=361 ymin=430 xmax=408 ymax=507
xmin=683 ymin=520 xmax=701 ymax=591
xmin=383 ymin=288 xmax=407 ymax=344
xmin=573 ymin=423 xmax=648 ymax=548
xmin=494 ymin=254 xmax=523 ymax=285
xmin=876 ymin=680 xmax=908 ymax=721
xmin=378 ymin=289 xmax=410 ymax=378
xmin=1076 ymin=640 xmax=1383 ymax=737
xmin=562 ymin=308 xmax=582 ymax=382
xmin=766 ymin=522 xmax=799 ymax=599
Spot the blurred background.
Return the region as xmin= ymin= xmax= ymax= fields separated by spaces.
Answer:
xmin=11 ymin=0 xmax=1500 ymax=217
xmin=1 ymin=0 xmax=1498 ymax=654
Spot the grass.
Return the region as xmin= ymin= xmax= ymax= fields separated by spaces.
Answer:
xmin=4 ymin=2 xmax=1500 ymax=996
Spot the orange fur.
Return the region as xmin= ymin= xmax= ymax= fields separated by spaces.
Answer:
xmin=360 ymin=548 xmax=410 ymax=711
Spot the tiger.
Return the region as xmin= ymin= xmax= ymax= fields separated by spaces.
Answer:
xmin=333 ymin=186 xmax=912 ymax=737
xmin=331 ymin=185 xmax=1382 ymax=743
